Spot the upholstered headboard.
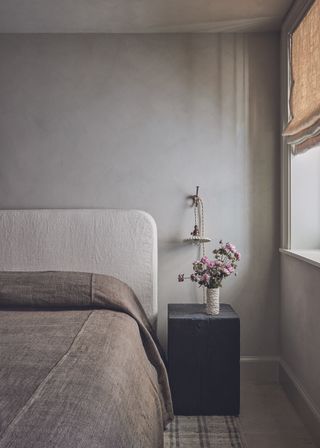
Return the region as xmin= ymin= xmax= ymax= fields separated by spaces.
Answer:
xmin=0 ymin=209 xmax=157 ymax=325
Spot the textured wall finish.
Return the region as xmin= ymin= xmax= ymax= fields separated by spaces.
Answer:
xmin=281 ymin=254 xmax=320 ymax=415
xmin=0 ymin=1 xmax=292 ymax=33
xmin=0 ymin=34 xmax=280 ymax=354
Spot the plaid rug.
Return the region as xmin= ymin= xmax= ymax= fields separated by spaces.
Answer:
xmin=164 ymin=415 xmax=245 ymax=448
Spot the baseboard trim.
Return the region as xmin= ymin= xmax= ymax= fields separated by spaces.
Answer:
xmin=279 ymin=360 xmax=320 ymax=447
xmin=240 ymin=356 xmax=320 ymax=445
xmin=240 ymin=356 xmax=279 ymax=383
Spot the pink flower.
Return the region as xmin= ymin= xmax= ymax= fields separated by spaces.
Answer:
xmin=207 ymin=260 xmax=215 ymax=268
xmin=201 ymin=256 xmax=209 ymax=264
xmin=226 ymin=242 xmax=236 ymax=253
xmin=202 ymin=273 xmax=210 ymax=283
xmin=223 ymin=268 xmax=230 ymax=276
xmin=190 ymin=274 xmax=197 ymax=282
xmin=178 ymin=274 xmax=185 ymax=282
xmin=227 ymin=264 xmax=234 ymax=273
xmin=235 ymin=251 xmax=241 ymax=261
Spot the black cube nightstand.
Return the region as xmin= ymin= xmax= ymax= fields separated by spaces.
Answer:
xmin=168 ymin=303 xmax=240 ymax=416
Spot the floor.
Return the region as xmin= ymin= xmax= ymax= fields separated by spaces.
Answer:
xmin=240 ymin=381 xmax=316 ymax=448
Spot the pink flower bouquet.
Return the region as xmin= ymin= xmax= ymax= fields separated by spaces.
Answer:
xmin=178 ymin=240 xmax=241 ymax=289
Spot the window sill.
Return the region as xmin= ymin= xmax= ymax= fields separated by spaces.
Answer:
xmin=279 ymin=249 xmax=320 ymax=269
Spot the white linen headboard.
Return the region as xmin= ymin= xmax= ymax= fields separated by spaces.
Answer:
xmin=0 ymin=209 xmax=157 ymax=325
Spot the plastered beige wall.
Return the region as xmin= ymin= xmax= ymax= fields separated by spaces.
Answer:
xmin=0 ymin=33 xmax=280 ymax=354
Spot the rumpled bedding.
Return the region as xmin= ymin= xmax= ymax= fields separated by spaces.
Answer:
xmin=0 ymin=271 xmax=173 ymax=448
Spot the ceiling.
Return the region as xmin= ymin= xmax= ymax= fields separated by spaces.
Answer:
xmin=0 ymin=0 xmax=293 ymax=33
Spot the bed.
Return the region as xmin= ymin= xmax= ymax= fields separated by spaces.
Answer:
xmin=0 ymin=209 xmax=173 ymax=448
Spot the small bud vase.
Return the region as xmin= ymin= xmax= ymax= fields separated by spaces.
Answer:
xmin=206 ymin=287 xmax=220 ymax=315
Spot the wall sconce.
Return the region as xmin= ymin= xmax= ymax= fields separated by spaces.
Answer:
xmin=184 ymin=186 xmax=211 ymax=246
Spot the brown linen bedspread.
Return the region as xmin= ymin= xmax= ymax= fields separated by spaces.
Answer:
xmin=0 ymin=271 xmax=173 ymax=448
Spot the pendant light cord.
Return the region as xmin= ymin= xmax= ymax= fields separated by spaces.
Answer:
xmin=195 ymin=195 xmax=206 ymax=303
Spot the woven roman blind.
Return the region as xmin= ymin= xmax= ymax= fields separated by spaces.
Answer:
xmin=283 ymin=0 xmax=320 ymax=153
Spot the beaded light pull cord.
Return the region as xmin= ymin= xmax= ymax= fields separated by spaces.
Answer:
xmin=193 ymin=196 xmax=206 ymax=257
xmin=184 ymin=186 xmax=211 ymax=303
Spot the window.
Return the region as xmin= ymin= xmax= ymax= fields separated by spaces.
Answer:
xmin=291 ymin=145 xmax=320 ymax=250
xmin=281 ymin=0 xmax=320 ymax=264
xmin=284 ymin=0 xmax=320 ymax=153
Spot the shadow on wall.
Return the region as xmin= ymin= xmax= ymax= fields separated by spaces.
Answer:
xmin=0 ymin=33 xmax=280 ymax=358
xmin=157 ymin=34 xmax=280 ymax=358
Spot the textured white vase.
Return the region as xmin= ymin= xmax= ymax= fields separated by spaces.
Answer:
xmin=206 ymin=288 xmax=220 ymax=315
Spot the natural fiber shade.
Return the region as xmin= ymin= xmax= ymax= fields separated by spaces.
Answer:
xmin=284 ymin=0 xmax=320 ymax=152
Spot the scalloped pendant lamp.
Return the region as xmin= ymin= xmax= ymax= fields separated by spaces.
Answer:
xmin=184 ymin=186 xmax=211 ymax=246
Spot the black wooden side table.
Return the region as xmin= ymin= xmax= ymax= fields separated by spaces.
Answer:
xmin=168 ymin=303 xmax=240 ymax=416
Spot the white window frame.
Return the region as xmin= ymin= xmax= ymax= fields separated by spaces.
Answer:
xmin=281 ymin=0 xmax=316 ymax=249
